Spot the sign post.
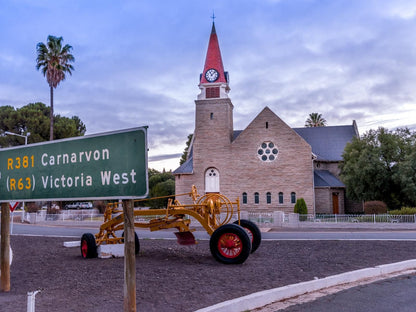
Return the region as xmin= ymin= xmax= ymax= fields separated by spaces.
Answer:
xmin=1 ymin=202 xmax=10 ymax=292
xmin=123 ymin=199 xmax=136 ymax=312
xmin=9 ymin=202 xmax=19 ymax=235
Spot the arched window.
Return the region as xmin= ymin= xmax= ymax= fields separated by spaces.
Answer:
xmin=291 ymin=192 xmax=296 ymax=204
xmin=279 ymin=192 xmax=284 ymax=204
xmin=242 ymin=192 xmax=247 ymax=204
xmin=254 ymin=192 xmax=259 ymax=204
xmin=205 ymin=168 xmax=219 ymax=193
xmin=266 ymin=192 xmax=271 ymax=204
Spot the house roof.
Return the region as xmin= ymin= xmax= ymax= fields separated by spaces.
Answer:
xmin=314 ymin=170 xmax=345 ymax=187
xmin=294 ymin=124 xmax=358 ymax=161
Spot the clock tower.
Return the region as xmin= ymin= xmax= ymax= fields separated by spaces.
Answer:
xmin=197 ymin=22 xmax=230 ymax=100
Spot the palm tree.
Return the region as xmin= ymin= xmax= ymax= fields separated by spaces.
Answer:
xmin=36 ymin=35 xmax=75 ymax=140
xmin=305 ymin=113 xmax=327 ymax=127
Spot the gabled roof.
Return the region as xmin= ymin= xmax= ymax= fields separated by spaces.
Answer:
xmin=294 ymin=123 xmax=358 ymax=161
xmin=314 ymin=170 xmax=345 ymax=187
xmin=200 ymin=22 xmax=227 ymax=84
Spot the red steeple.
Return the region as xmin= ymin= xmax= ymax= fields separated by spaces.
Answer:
xmin=200 ymin=22 xmax=227 ymax=84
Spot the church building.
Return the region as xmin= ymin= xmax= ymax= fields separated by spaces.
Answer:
xmin=174 ymin=22 xmax=362 ymax=214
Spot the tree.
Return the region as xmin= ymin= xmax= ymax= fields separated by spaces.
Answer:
xmin=305 ymin=113 xmax=327 ymax=127
xmin=0 ymin=102 xmax=85 ymax=147
xmin=36 ymin=35 xmax=75 ymax=141
xmin=340 ymin=127 xmax=416 ymax=209
xmin=179 ymin=134 xmax=193 ymax=165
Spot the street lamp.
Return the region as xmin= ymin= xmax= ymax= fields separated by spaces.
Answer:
xmin=4 ymin=131 xmax=31 ymax=219
xmin=5 ymin=131 xmax=31 ymax=145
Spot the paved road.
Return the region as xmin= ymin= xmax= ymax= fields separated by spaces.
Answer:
xmin=9 ymin=223 xmax=416 ymax=241
xmin=280 ymin=273 xmax=416 ymax=312
xmin=7 ymin=222 xmax=416 ymax=312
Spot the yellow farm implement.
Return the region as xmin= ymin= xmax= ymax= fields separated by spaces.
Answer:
xmin=81 ymin=186 xmax=261 ymax=264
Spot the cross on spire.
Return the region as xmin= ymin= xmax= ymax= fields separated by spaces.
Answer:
xmin=211 ymin=12 xmax=216 ymax=23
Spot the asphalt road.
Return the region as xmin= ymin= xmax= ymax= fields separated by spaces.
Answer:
xmin=280 ymin=273 xmax=416 ymax=312
xmin=9 ymin=223 xmax=416 ymax=241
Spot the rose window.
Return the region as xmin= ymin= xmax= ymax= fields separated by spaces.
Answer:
xmin=257 ymin=141 xmax=278 ymax=162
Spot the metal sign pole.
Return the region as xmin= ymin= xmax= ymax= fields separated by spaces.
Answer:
xmin=1 ymin=202 xmax=10 ymax=292
xmin=123 ymin=199 xmax=136 ymax=312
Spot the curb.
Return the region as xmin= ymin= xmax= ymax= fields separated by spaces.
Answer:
xmin=195 ymin=259 xmax=416 ymax=312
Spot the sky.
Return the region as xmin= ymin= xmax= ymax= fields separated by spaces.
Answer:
xmin=1 ymin=0 xmax=416 ymax=171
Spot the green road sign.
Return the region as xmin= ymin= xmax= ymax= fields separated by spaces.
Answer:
xmin=0 ymin=127 xmax=148 ymax=202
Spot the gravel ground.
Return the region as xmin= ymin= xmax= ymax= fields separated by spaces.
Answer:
xmin=1 ymin=236 xmax=416 ymax=311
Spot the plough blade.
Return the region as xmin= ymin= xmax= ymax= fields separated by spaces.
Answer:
xmin=174 ymin=231 xmax=196 ymax=245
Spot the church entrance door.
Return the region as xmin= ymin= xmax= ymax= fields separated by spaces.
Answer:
xmin=332 ymin=193 xmax=339 ymax=214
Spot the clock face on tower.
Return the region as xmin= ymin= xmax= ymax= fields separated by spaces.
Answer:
xmin=205 ymin=68 xmax=219 ymax=82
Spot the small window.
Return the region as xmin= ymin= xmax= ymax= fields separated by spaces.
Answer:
xmin=242 ymin=192 xmax=247 ymax=204
xmin=266 ymin=122 xmax=269 ymax=129
xmin=291 ymin=192 xmax=296 ymax=204
xmin=266 ymin=192 xmax=271 ymax=204
xmin=254 ymin=192 xmax=259 ymax=204
xmin=279 ymin=192 xmax=283 ymax=204
xmin=210 ymin=112 xmax=214 ymax=120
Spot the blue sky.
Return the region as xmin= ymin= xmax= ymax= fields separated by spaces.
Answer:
xmin=1 ymin=0 xmax=416 ymax=171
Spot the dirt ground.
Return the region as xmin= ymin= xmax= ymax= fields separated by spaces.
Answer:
xmin=1 ymin=236 xmax=416 ymax=312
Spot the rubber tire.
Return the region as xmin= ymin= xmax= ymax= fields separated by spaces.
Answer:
xmin=234 ymin=219 xmax=262 ymax=253
xmin=81 ymin=233 xmax=97 ymax=259
xmin=210 ymin=224 xmax=251 ymax=264
xmin=121 ymin=231 xmax=140 ymax=255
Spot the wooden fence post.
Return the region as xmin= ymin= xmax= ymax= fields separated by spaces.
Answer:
xmin=123 ymin=199 xmax=136 ymax=312
xmin=1 ymin=202 xmax=10 ymax=292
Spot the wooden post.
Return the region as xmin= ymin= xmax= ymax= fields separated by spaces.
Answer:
xmin=1 ymin=202 xmax=10 ymax=292
xmin=123 ymin=199 xmax=136 ymax=312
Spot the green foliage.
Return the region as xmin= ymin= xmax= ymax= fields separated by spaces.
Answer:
xmin=0 ymin=102 xmax=86 ymax=147
xmin=294 ymin=198 xmax=307 ymax=214
xmin=36 ymin=35 xmax=75 ymax=140
xmin=179 ymin=134 xmax=193 ymax=165
xmin=305 ymin=113 xmax=327 ymax=127
xmin=388 ymin=207 xmax=416 ymax=215
xmin=340 ymin=127 xmax=416 ymax=210
xmin=364 ymin=201 xmax=387 ymax=214
xmin=140 ymin=169 xmax=175 ymax=209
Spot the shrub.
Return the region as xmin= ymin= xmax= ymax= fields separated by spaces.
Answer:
xmin=294 ymin=198 xmax=308 ymax=215
xmin=26 ymin=202 xmax=39 ymax=213
xmin=388 ymin=207 xmax=416 ymax=215
xmin=364 ymin=201 xmax=387 ymax=214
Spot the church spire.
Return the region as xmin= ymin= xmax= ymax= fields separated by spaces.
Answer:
xmin=198 ymin=21 xmax=230 ymax=100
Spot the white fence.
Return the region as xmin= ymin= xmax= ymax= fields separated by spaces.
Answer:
xmin=7 ymin=210 xmax=416 ymax=227
xmin=246 ymin=212 xmax=416 ymax=226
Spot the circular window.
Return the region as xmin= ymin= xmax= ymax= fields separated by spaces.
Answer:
xmin=257 ymin=141 xmax=278 ymax=162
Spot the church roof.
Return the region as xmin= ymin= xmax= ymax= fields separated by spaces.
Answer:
xmin=314 ymin=170 xmax=345 ymax=187
xmin=173 ymin=145 xmax=193 ymax=174
xmin=293 ymin=124 xmax=358 ymax=161
xmin=200 ymin=22 xmax=227 ymax=84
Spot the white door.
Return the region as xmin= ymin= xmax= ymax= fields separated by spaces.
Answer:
xmin=205 ymin=168 xmax=220 ymax=193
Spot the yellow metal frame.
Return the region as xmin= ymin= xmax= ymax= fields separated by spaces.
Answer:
xmin=94 ymin=186 xmax=241 ymax=246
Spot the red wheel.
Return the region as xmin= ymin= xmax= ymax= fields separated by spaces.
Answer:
xmin=234 ymin=219 xmax=262 ymax=253
xmin=210 ymin=224 xmax=251 ymax=264
xmin=81 ymin=233 xmax=97 ymax=258
xmin=217 ymin=232 xmax=243 ymax=258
